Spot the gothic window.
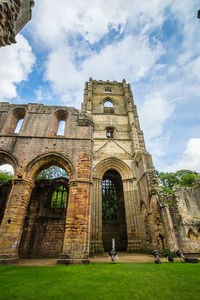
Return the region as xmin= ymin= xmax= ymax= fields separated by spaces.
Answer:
xmin=106 ymin=127 xmax=114 ymax=138
xmin=102 ymin=178 xmax=118 ymax=219
xmin=105 ymin=88 xmax=112 ymax=93
xmin=103 ymin=100 xmax=114 ymax=114
xmin=51 ymin=185 xmax=68 ymax=208
xmin=2 ymin=107 xmax=26 ymax=135
xmin=49 ymin=109 xmax=68 ymax=137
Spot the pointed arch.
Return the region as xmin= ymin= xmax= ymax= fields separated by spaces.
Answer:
xmin=24 ymin=152 xmax=75 ymax=183
xmin=94 ymin=157 xmax=134 ymax=181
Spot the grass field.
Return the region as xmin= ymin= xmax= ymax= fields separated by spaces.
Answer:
xmin=0 ymin=262 xmax=200 ymax=300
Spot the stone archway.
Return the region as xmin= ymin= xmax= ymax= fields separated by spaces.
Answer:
xmin=91 ymin=157 xmax=142 ymax=254
xmin=19 ymin=153 xmax=75 ymax=259
xmin=0 ymin=152 xmax=75 ymax=263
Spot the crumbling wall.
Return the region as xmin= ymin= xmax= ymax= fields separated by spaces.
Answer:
xmin=0 ymin=0 xmax=33 ymax=47
xmin=173 ymin=185 xmax=200 ymax=253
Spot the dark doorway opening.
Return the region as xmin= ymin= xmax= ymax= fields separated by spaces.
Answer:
xmin=102 ymin=169 xmax=127 ymax=251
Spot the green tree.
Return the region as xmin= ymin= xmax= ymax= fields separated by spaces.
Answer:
xmin=0 ymin=171 xmax=13 ymax=182
xmin=157 ymin=169 xmax=199 ymax=193
xmin=37 ymin=166 xmax=68 ymax=180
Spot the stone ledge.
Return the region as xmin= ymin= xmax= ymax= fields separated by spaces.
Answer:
xmin=0 ymin=255 xmax=19 ymax=264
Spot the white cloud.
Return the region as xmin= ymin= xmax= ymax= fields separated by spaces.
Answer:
xmin=166 ymin=138 xmax=200 ymax=172
xmin=0 ymin=164 xmax=14 ymax=175
xmin=44 ymin=34 xmax=164 ymax=107
xmin=31 ymin=0 xmax=168 ymax=46
xmin=0 ymin=34 xmax=35 ymax=101
xmin=139 ymin=94 xmax=174 ymax=140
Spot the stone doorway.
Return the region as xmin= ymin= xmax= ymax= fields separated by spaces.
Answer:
xmin=102 ymin=169 xmax=127 ymax=251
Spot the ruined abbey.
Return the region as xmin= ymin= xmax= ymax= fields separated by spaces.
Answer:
xmin=0 ymin=78 xmax=200 ymax=265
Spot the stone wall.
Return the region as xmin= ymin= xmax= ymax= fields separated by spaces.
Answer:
xmin=0 ymin=0 xmax=33 ymax=47
xmin=172 ymin=185 xmax=200 ymax=253
xmin=0 ymin=102 xmax=93 ymax=264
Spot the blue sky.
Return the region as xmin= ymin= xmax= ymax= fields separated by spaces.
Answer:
xmin=0 ymin=0 xmax=200 ymax=173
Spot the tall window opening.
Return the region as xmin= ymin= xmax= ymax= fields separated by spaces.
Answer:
xmin=102 ymin=169 xmax=127 ymax=251
xmin=2 ymin=107 xmax=26 ymax=135
xmin=57 ymin=120 xmax=66 ymax=136
xmin=0 ymin=163 xmax=14 ymax=224
xmin=14 ymin=119 xmax=24 ymax=134
xmin=50 ymin=109 xmax=68 ymax=137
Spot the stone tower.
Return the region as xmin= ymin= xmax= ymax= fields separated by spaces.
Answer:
xmin=82 ymin=78 xmax=166 ymax=253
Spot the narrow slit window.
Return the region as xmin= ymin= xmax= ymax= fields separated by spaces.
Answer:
xmin=106 ymin=127 xmax=114 ymax=138
xmin=14 ymin=119 xmax=24 ymax=134
xmin=57 ymin=120 xmax=66 ymax=135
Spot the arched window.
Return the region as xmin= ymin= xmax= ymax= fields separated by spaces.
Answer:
xmin=103 ymin=100 xmax=114 ymax=114
xmin=49 ymin=109 xmax=68 ymax=137
xmin=2 ymin=107 xmax=26 ymax=135
xmin=51 ymin=185 xmax=68 ymax=208
xmin=106 ymin=127 xmax=114 ymax=138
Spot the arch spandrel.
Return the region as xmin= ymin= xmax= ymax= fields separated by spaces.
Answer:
xmin=93 ymin=157 xmax=134 ymax=181
xmin=24 ymin=152 xmax=75 ymax=183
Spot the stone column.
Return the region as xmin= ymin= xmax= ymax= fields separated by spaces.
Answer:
xmin=57 ymin=180 xmax=92 ymax=265
xmin=0 ymin=179 xmax=34 ymax=264
xmin=123 ymin=179 xmax=142 ymax=251
xmin=90 ymin=178 xmax=104 ymax=254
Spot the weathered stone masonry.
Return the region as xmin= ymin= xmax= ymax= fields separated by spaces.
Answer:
xmin=0 ymin=102 xmax=93 ymax=264
xmin=0 ymin=79 xmax=199 ymax=265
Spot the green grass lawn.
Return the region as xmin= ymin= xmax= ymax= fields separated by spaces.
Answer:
xmin=0 ymin=262 xmax=200 ymax=300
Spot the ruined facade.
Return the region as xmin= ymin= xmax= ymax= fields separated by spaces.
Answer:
xmin=0 ymin=0 xmax=34 ymax=47
xmin=0 ymin=78 xmax=199 ymax=264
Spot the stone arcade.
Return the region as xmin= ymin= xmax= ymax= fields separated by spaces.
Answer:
xmin=0 ymin=78 xmax=200 ymax=265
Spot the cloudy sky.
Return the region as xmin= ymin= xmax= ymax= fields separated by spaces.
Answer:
xmin=0 ymin=0 xmax=200 ymax=173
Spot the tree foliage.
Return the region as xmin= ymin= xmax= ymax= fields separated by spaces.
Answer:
xmin=157 ymin=169 xmax=199 ymax=193
xmin=0 ymin=171 xmax=13 ymax=182
xmin=37 ymin=166 xmax=68 ymax=180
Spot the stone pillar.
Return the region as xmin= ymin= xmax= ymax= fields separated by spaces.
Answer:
xmin=123 ymin=179 xmax=142 ymax=251
xmin=57 ymin=180 xmax=92 ymax=265
xmin=90 ymin=178 xmax=104 ymax=254
xmin=160 ymin=206 xmax=179 ymax=252
xmin=0 ymin=179 xmax=34 ymax=264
